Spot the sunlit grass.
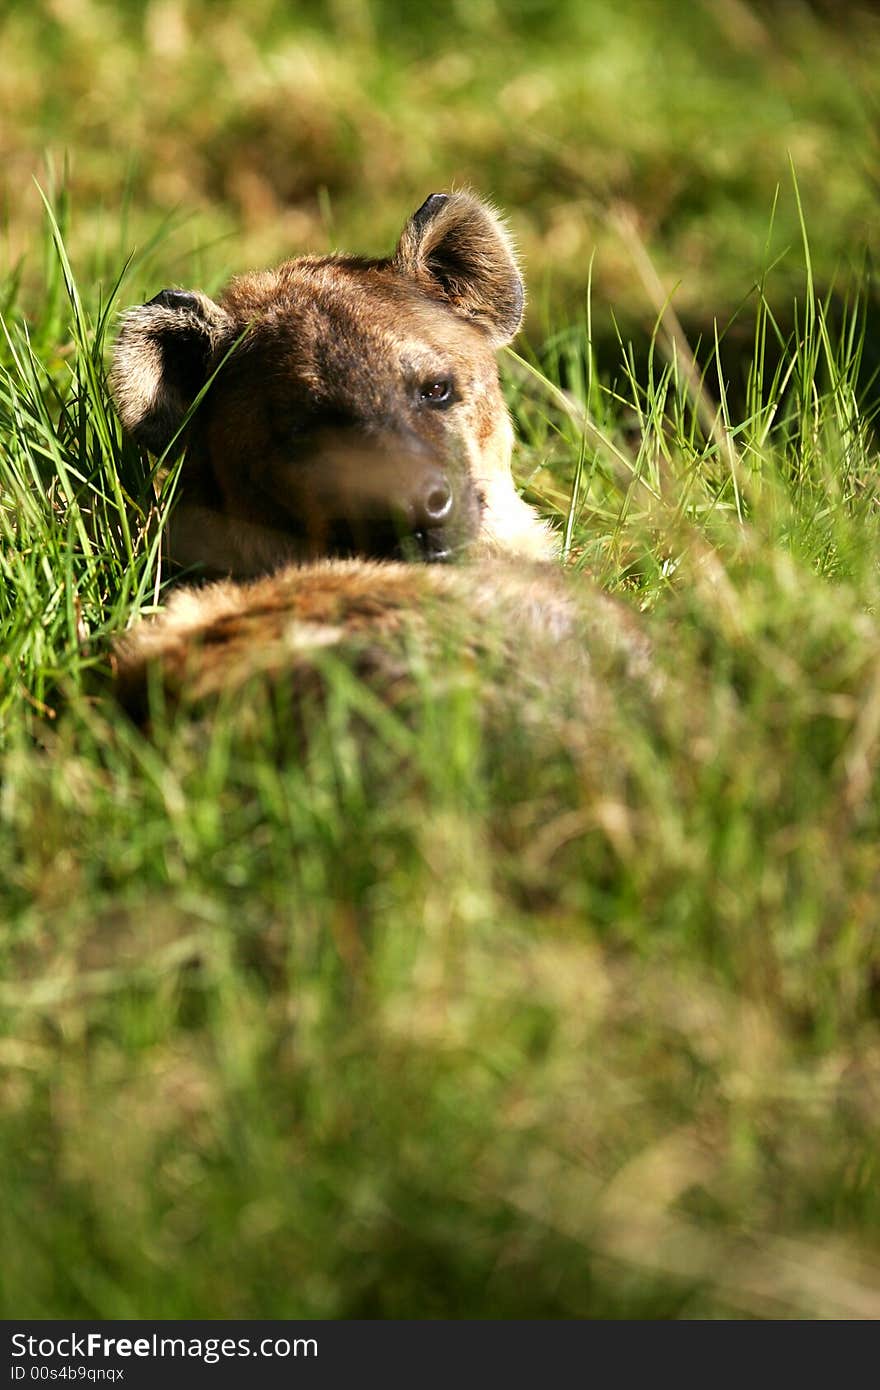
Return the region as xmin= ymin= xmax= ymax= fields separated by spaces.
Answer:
xmin=2 ymin=0 xmax=879 ymax=337
xmin=3 ymin=0 xmax=880 ymax=1319
xmin=1 ymin=173 xmax=879 ymax=1318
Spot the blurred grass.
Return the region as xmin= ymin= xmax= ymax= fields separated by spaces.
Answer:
xmin=3 ymin=0 xmax=880 ymax=340
xmin=1 ymin=0 xmax=880 ymax=1320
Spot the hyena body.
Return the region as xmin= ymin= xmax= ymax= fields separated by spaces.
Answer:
xmin=111 ymin=192 xmax=643 ymax=717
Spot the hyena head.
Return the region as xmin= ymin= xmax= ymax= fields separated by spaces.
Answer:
xmin=111 ymin=191 xmax=557 ymax=578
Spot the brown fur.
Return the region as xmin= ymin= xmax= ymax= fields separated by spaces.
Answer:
xmin=110 ymin=193 xmax=644 ymax=725
xmin=111 ymin=191 xmax=555 ymax=577
xmin=113 ymin=558 xmax=651 ymax=726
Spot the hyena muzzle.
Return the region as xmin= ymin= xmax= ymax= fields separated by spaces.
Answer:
xmin=111 ymin=190 xmax=557 ymax=581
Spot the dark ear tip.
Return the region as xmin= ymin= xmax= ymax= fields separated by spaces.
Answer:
xmin=410 ymin=193 xmax=450 ymax=231
xmin=147 ymin=288 xmax=203 ymax=312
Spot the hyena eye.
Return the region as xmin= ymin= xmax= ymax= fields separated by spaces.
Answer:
xmin=418 ymin=378 xmax=454 ymax=407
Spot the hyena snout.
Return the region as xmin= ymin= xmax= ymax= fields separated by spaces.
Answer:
xmin=386 ymin=457 xmax=459 ymax=560
xmin=298 ymin=430 xmax=478 ymax=564
xmin=416 ymin=473 xmax=454 ymax=528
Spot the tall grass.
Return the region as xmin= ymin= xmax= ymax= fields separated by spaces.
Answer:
xmin=3 ymin=0 xmax=880 ymax=334
xmin=1 ymin=187 xmax=879 ymax=1317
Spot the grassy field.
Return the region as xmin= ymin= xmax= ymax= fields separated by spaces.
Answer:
xmin=2 ymin=0 xmax=880 ymax=1318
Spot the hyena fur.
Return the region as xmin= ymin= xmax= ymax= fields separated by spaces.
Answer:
xmin=110 ymin=191 xmax=647 ymax=718
xmin=112 ymin=190 xmax=554 ymax=577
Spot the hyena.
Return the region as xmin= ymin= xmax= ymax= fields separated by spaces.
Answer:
xmin=110 ymin=191 xmax=646 ymax=718
xmin=111 ymin=190 xmax=555 ymax=578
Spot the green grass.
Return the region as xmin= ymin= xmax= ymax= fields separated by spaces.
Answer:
xmin=2 ymin=182 xmax=880 ymax=1319
xmin=2 ymin=0 xmax=880 ymax=1320
xmin=3 ymin=1 xmax=880 ymax=336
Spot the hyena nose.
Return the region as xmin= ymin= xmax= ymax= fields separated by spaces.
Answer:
xmin=419 ymin=474 xmax=454 ymax=528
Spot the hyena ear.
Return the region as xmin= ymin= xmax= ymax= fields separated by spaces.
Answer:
xmin=110 ymin=289 xmax=233 ymax=454
xmin=393 ymin=191 xmax=524 ymax=345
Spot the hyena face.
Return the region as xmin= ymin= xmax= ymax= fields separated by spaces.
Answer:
xmin=111 ymin=192 xmax=556 ymax=578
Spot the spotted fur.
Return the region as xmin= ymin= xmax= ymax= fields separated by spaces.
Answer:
xmin=110 ymin=194 xmax=627 ymax=724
